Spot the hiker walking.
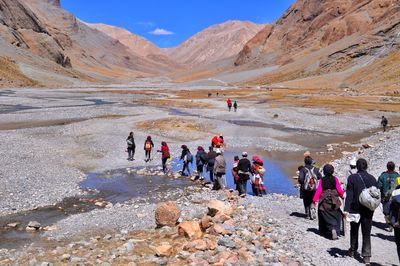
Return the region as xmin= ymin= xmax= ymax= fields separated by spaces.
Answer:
xmin=213 ymin=149 xmax=226 ymax=190
xmin=144 ymin=136 xmax=154 ymax=162
xmin=227 ymin=98 xmax=232 ymax=111
xmin=126 ymin=132 xmax=136 ymax=161
xmin=232 ymin=156 xmax=240 ymax=191
xmin=381 ymin=115 xmax=388 ymax=132
xmin=251 ymin=155 xmax=267 ymax=197
xmin=180 ymin=145 xmax=193 ymax=177
xmin=157 ymin=142 xmax=170 ymax=174
xmin=313 ymin=164 xmax=344 ymax=240
xmin=299 ymin=156 xmax=322 ymax=219
xmin=388 ymin=177 xmax=400 ymax=262
xmin=195 ymin=146 xmax=207 ymax=180
xmin=237 ymin=152 xmax=251 ymax=197
xmin=206 ymin=146 xmax=217 ymax=182
xmin=233 ymin=101 xmax=238 ymax=112
xmin=378 ymin=161 xmax=399 ymax=229
xmin=344 ymin=158 xmax=378 ymax=265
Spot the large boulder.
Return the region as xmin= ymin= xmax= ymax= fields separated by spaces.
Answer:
xmin=178 ymin=221 xmax=202 ymax=240
xmin=155 ymin=201 xmax=181 ymax=227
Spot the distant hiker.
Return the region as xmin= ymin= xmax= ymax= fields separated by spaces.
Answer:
xmin=211 ymin=134 xmax=224 ymax=149
xmin=208 ymin=93 xmax=212 ymax=97
xmin=313 ymin=164 xmax=344 ymax=240
xmin=378 ymin=161 xmax=399 ymax=228
xmin=126 ymin=132 xmax=136 ymax=161
xmin=213 ymin=149 xmax=227 ymax=190
xmin=144 ymin=136 xmax=154 ymax=162
xmin=195 ymin=146 xmax=208 ymax=180
xmin=344 ymin=158 xmax=378 ymax=265
xmin=233 ymin=101 xmax=238 ymax=112
xmin=157 ymin=142 xmax=170 ymax=174
xmin=349 ymin=157 xmax=357 ymax=176
xmin=180 ymin=145 xmax=193 ymax=177
xmin=381 ymin=116 xmax=388 ymax=132
xmin=206 ymin=146 xmax=217 ymax=182
xmin=232 ymin=156 xmax=240 ymax=191
xmin=211 ymin=135 xmax=220 ymax=149
xmin=227 ymin=98 xmax=232 ymax=111
xmin=388 ymin=177 xmax=400 ymax=262
xmin=237 ymin=152 xmax=251 ymax=197
xmin=251 ymin=155 xmax=267 ymax=197
xmin=299 ymin=156 xmax=322 ymax=220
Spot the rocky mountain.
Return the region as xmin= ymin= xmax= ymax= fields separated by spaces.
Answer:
xmin=166 ymin=20 xmax=264 ymax=67
xmin=234 ymin=0 xmax=400 ymax=91
xmin=86 ymin=23 xmax=181 ymax=70
xmin=0 ymin=0 xmax=173 ymax=87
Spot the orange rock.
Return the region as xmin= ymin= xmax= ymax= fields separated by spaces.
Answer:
xmin=178 ymin=221 xmax=202 ymax=240
xmin=154 ymin=244 xmax=173 ymax=257
xmin=207 ymin=200 xmax=232 ymax=217
xmin=155 ymin=201 xmax=181 ymax=227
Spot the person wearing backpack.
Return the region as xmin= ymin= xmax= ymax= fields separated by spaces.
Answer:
xmin=195 ymin=146 xmax=207 ymax=180
xmin=378 ymin=161 xmax=399 ymax=228
xmin=157 ymin=142 xmax=170 ymax=174
xmin=213 ymin=149 xmax=227 ymax=190
xmin=126 ymin=132 xmax=136 ymax=161
xmin=144 ymin=136 xmax=154 ymax=162
xmin=180 ymin=145 xmax=192 ymax=177
xmin=344 ymin=158 xmax=378 ymax=266
xmin=237 ymin=152 xmax=252 ymax=197
xmin=313 ymin=164 xmax=344 ymax=240
xmin=227 ymin=98 xmax=232 ymax=111
xmin=299 ymin=156 xmax=322 ymax=220
xmin=206 ymin=146 xmax=217 ymax=182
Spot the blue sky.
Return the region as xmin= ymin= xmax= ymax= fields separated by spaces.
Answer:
xmin=62 ymin=0 xmax=295 ymax=48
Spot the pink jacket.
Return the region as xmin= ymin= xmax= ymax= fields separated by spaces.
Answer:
xmin=313 ymin=176 xmax=344 ymax=203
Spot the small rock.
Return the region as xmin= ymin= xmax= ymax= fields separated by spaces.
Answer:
xmin=178 ymin=221 xmax=202 ymax=240
xmin=154 ymin=244 xmax=173 ymax=257
xmin=6 ymin=222 xmax=20 ymax=228
xmin=61 ymin=254 xmax=71 ymax=261
xmin=103 ymin=234 xmax=112 ymax=241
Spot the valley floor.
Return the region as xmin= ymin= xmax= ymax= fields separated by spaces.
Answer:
xmin=0 ymin=84 xmax=399 ymax=265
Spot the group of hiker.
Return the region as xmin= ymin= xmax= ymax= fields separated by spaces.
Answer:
xmin=126 ymin=133 xmax=267 ymax=196
xmin=298 ymin=151 xmax=400 ymax=265
xmin=226 ymin=98 xmax=238 ymax=112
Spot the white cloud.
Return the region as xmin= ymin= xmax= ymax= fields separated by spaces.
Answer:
xmin=148 ymin=28 xmax=174 ymax=36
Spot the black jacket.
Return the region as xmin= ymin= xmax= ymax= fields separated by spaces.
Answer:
xmin=127 ymin=136 xmax=136 ymax=149
xmin=344 ymin=170 xmax=377 ymax=215
xmin=237 ymin=158 xmax=251 ymax=173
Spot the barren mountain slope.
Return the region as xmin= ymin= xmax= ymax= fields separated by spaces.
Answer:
xmin=234 ymin=0 xmax=400 ymax=92
xmin=0 ymin=0 xmax=175 ymax=87
xmin=86 ymin=23 xmax=181 ymax=71
xmin=166 ymin=20 xmax=264 ymax=67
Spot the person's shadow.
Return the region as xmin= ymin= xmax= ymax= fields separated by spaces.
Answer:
xmin=327 ymin=248 xmax=391 ymax=266
xmin=289 ymin=212 xmax=307 ymax=218
xmin=372 ymin=232 xmax=395 ymax=242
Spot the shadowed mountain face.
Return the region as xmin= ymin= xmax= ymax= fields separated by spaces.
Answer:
xmin=233 ymin=0 xmax=400 ymax=91
xmin=166 ymin=21 xmax=265 ymax=67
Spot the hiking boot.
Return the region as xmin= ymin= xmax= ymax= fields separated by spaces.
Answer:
xmin=331 ymin=229 xmax=338 ymax=240
xmin=363 ymin=257 xmax=371 ymax=265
